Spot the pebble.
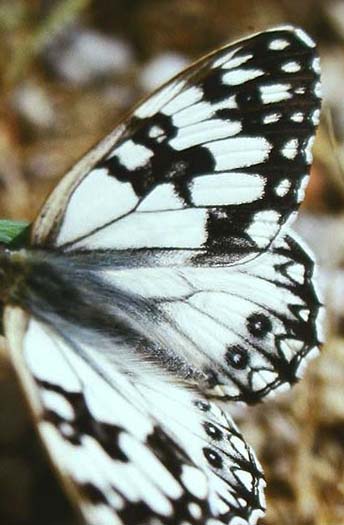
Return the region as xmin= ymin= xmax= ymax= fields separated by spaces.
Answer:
xmin=45 ymin=27 xmax=134 ymax=85
xmin=139 ymin=51 xmax=189 ymax=91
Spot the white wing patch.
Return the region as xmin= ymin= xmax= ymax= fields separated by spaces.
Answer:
xmin=205 ymin=137 xmax=272 ymax=171
xmin=281 ymin=61 xmax=301 ymax=73
xmin=260 ymin=83 xmax=292 ymax=104
xmin=162 ymin=86 xmax=204 ymax=116
xmin=222 ymin=68 xmax=264 ymax=85
xmin=137 ymin=183 xmax=184 ymax=211
xmin=58 ymin=168 xmax=138 ymax=245
xmin=246 ymin=210 xmax=281 ymax=249
xmin=114 ymin=141 xmax=154 ymax=170
xmin=190 ymin=173 xmax=265 ymax=206
xmin=134 ymin=79 xmax=186 ymax=119
xmin=281 ymin=138 xmax=299 ymax=160
xmin=169 ymin=119 xmax=242 ymax=150
xmin=268 ymin=38 xmax=290 ymax=50
xmin=73 ymin=208 xmax=208 ymax=250
xmin=172 ymin=97 xmax=237 ymax=127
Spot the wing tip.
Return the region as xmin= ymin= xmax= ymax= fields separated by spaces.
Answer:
xmin=269 ymin=25 xmax=317 ymax=48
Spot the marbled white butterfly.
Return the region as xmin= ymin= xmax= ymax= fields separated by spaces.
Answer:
xmin=1 ymin=25 xmax=323 ymax=525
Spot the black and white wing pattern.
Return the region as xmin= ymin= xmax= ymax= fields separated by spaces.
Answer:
xmin=5 ymin=308 xmax=265 ymax=525
xmin=101 ymin=230 xmax=323 ymax=403
xmin=33 ymin=25 xmax=321 ymax=267
xmin=29 ymin=26 xmax=322 ymax=400
xmin=4 ymin=25 xmax=323 ymax=525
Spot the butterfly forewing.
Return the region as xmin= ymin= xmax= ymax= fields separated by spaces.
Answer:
xmin=33 ymin=25 xmax=320 ymax=268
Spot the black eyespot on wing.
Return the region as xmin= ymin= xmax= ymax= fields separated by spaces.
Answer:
xmin=203 ymin=447 xmax=223 ymax=469
xmin=195 ymin=400 xmax=211 ymax=412
xmin=247 ymin=313 xmax=273 ymax=338
xmin=203 ymin=422 xmax=223 ymax=441
xmin=225 ymin=345 xmax=250 ymax=370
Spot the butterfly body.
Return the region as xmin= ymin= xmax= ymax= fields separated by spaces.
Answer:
xmin=2 ymin=26 xmax=322 ymax=525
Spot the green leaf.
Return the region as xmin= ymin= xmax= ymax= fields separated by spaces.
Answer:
xmin=0 ymin=220 xmax=30 ymax=247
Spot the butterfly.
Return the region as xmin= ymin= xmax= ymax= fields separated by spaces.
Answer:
xmin=1 ymin=25 xmax=323 ymax=525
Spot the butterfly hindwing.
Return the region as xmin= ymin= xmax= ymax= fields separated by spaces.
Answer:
xmin=33 ymin=26 xmax=321 ymax=269
xmin=83 ymin=230 xmax=322 ymax=402
xmin=5 ymin=309 xmax=265 ymax=525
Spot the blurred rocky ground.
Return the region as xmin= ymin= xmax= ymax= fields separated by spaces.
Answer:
xmin=0 ymin=1 xmax=344 ymax=524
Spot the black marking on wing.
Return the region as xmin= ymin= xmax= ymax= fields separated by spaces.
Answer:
xmin=39 ymin=27 xmax=320 ymax=267
xmin=29 ymin=369 xmax=265 ymax=525
xmin=204 ymin=233 xmax=323 ymax=403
